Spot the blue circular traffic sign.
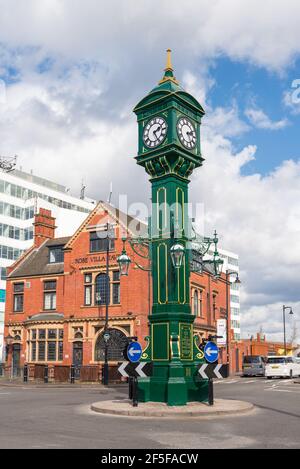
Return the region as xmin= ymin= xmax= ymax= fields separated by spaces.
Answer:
xmin=127 ymin=342 xmax=143 ymax=363
xmin=204 ymin=341 xmax=219 ymax=364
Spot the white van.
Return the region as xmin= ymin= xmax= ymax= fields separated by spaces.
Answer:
xmin=265 ymin=356 xmax=300 ymax=379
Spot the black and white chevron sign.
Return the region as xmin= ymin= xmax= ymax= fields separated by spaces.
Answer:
xmin=198 ymin=364 xmax=229 ymax=380
xmin=118 ymin=361 xmax=153 ymax=378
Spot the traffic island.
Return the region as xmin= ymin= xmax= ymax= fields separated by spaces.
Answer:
xmin=91 ymin=399 xmax=254 ymax=418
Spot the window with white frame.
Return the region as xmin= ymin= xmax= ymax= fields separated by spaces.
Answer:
xmin=44 ymin=280 xmax=57 ymax=310
xmin=192 ymin=288 xmax=203 ymax=317
xmin=29 ymin=328 xmax=64 ymax=362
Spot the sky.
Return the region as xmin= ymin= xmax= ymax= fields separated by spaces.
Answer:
xmin=0 ymin=0 xmax=300 ymax=343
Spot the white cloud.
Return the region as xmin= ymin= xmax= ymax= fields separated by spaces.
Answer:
xmin=241 ymin=302 xmax=299 ymax=344
xmin=245 ymin=107 xmax=289 ymax=130
xmin=205 ymin=104 xmax=250 ymax=137
xmin=0 ymin=0 xmax=300 ymax=71
xmin=283 ymin=81 xmax=300 ymax=115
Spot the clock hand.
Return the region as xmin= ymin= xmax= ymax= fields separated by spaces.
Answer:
xmin=187 ymin=130 xmax=194 ymax=142
xmin=153 ymin=126 xmax=161 ymax=139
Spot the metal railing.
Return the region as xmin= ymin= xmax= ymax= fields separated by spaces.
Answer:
xmin=0 ymin=364 xmax=123 ymax=384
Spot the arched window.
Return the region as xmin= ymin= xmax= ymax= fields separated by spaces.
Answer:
xmin=95 ymin=273 xmax=110 ymax=305
xmin=95 ymin=328 xmax=128 ymax=361
xmin=193 ymin=290 xmax=199 ymax=316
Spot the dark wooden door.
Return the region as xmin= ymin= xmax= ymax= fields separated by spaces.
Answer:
xmin=73 ymin=342 xmax=83 ymax=379
xmin=12 ymin=344 xmax=21 ymax=377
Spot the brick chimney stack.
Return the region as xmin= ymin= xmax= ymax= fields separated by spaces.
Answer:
xmin=33 ymin=208 xmax=56 ymax=247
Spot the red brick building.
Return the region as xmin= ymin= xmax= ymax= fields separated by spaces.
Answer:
xmin=4 ymin=203 xmax=230 ymax=380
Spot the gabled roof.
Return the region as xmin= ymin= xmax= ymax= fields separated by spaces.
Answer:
xmin=8 ymin=237 xmax=70 ymax=279
xmin=8 ymin=201 xmax=148 ymax=279
xmin=65 ymin=201 xmax=148 ymax=250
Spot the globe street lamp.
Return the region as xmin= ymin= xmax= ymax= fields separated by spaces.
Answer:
xmin=282 ymin=305 xmax=293 ymax=356
xmin=117 ymin=240 xmax=132 ymax=276
xmin=170 ymin=243 xmax=185 ymax=269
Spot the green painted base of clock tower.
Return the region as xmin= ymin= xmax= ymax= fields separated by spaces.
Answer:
xmin=137 ymin=312 xmax=209 ymax=406
xmin=137 ymin=366 xmax=209 ymax=406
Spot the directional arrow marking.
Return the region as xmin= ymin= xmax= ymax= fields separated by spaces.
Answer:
xmin=118 ymin=361 xmax=153 ymax=378
xmin=118 ymin=362 xmax=129 ymax=378
xmin=205 ymin=348 xmax=218 ymax=357
xmin=198 ymin=364 xmax=229 ymax=380
xmin=199 ymin=364 xmax=208 ymax=379
xmin=129 ymin=349 xmax=141 ymax=357
xmin=214 ymin=364 xmax=223 ymax=379
xmin=136 ymin=363 xmax=146 ymax=378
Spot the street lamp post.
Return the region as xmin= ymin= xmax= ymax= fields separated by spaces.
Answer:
xmin=102 ymin=222 xmax=115 ymax=386
xmin=4 ymin=334 xmax=14 ymax=379
xmin=282 ymin=305 xmax=293 ymax=356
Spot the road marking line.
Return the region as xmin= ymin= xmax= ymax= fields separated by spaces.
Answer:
xmin=264 ymin=388 xmax=300 ymax=394
xmin=243 ymin=380 xmax=256 ymax=384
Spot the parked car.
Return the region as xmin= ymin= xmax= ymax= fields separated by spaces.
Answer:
xmin=265 ymin=356 xmax=300 ymax=379
xmin=242 ymin=355 xmax=266 ymax=377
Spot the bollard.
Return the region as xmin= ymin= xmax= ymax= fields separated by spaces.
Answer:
xmin=70 ymin=365 xmax=75 ymax=384
xmin=44 ymin=365 xmax=49 ymax=384
xmin=23 ymin=364 xmax=28 ymax=383
xmin=208 ymin=378 xmax=214 ymax=406
xmin=132 ymin=376 xmax=138 ymax=407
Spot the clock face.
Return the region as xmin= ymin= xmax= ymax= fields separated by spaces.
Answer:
xmin=177 ymin=117 xmax=197 ymax=149
xmin=143 ymin=117 xmax=167 ymax=149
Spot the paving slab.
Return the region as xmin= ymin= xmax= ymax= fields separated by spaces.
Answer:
xmin=91 ymin=398 xmax=254 ymax=418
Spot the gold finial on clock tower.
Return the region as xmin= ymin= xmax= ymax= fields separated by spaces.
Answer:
xmin=159 ymin=49 xmax=179 ymax=85
xmin=165 ymin=48 xmax=173 ymax=71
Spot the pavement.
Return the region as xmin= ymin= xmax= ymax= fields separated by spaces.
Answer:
xmin=91 ymin=398 xmax=253 ymax=418
xmin=0 ymin=377 xmax=114 ymax=390
xmin=0 ymin=376 xmax=300 ymax=449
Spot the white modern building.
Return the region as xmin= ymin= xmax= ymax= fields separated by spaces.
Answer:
xmin=0 ymin=167 xmax=96 ymax=360
xmin=205 ymin=247 xmax=241 ymax=340
xmin=219 ymin=248 xmax=241 ymax=341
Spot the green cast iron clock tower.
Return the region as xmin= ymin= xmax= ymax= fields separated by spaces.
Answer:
xmin=134 ymin=50 xmax=208 ymax=406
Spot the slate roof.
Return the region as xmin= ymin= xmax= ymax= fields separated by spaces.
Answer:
xmin=8 ymin=237 xmax=71 ymax=279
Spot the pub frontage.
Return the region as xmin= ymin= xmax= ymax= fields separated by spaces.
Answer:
xmin=3 ymin=203 xmax=229 ymax=382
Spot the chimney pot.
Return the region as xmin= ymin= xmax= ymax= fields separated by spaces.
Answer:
xmin=33 ymin=208 xmax=57 ymax=247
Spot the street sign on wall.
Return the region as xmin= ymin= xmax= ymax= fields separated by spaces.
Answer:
xmin=217 ymin=319 xmax=227 ymax=346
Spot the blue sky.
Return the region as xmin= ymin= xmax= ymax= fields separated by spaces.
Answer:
xmin=206 ymin=56 xmax=300 ymax=176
